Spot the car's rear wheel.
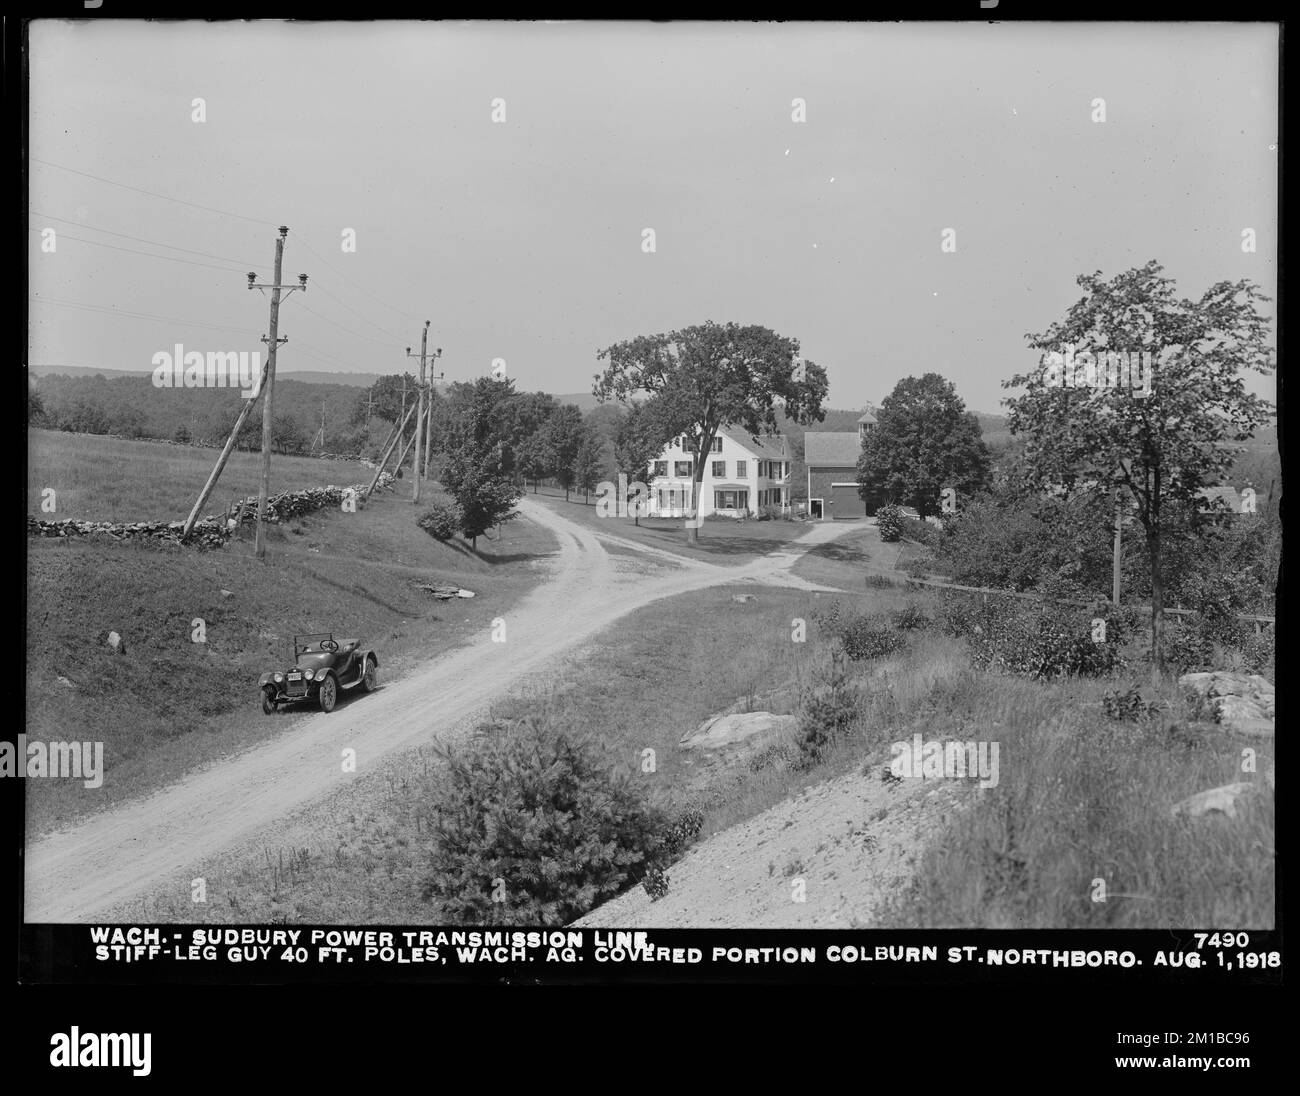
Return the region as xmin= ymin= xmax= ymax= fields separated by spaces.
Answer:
xmin=318 ymin=672 xmax=338 ymax=713
xmin=261 ymin=687 xmax=277 ymax=715
xmin=361 ymin=656 xmax=378 ymax=693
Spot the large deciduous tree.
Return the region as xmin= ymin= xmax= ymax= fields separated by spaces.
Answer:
xmin=613 ymin=399 xmax=665 ymax=526
xmin=541 ymin=404 xmax=586 ymax=502
xmin=439 ymin=376 xmax=524 ymax=549
xmin=595 ymin=320 xmax=827 ymax=542
xmin=571 ymin=424 xmax=603 ymax=504
xmin=856 ymin=373 xmax=991 ymax=520
xmin=1003 ymin=260 xmax=1274 ymax=678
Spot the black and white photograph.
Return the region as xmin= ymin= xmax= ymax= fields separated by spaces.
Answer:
xmin=15 ymin=11 xmax=1282 ymax=1032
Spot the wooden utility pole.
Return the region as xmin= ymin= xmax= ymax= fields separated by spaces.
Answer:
xmin=181 ymin=356 xmax=270 ymax=539
xmin=364 ymin=385 xmax=377 ymax=446
xmin=1113 ymin=458 xmax=1133 ymax=606
xmin=1112 ymin=487 xmax=1123 ymax=605
xmin=423 ymin=355 xmax=443 ymax=481
xmin=249 ymin=228 xmax=308 ymax=560
xmin=406 ymin=323 xmax=430 ymax=504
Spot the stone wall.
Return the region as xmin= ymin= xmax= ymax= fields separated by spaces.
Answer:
xmin=28 ymin=472 xmax=396 ymax=548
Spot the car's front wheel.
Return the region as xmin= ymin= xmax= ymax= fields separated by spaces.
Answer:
xmin=361 ymin=656 xmax=378 ymax=693
xmin=318 ymin=672 xmax=338 ymax=713
xmin=261 ymin=687 xmax=277 ymax=715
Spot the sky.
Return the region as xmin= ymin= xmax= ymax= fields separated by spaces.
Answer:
xmin=28 ymin=20 xmax=1278 ymax=414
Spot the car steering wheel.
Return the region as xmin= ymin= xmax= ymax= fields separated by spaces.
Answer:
xmin=320 ymin=638 xmax=338 ymax=652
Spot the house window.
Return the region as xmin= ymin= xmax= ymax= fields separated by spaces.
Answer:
xmin=772 ymin=488 xmax=782 ymax=504
xmin=736 ymin=460 xmax=747 ymax=479
xmin=712 ymin=460 xmax=726 ymax=478
xmin=674 ymin=461 xmax=692 ymax=477
xmin=714 ymin=489 xmax=749 ymax=511
xmin=681 ymin=437 xmax=693 ymax=452
xmin=653 ymin=460 xmax=668 ymax=477
xmin=711 ymin=437 xmax=723 ymax=453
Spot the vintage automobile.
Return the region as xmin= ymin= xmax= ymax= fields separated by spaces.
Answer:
xmin=259 ymin=633 xmax=379 ymax=714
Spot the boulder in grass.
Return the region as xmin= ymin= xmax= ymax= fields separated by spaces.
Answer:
xmin=680 ymin=711 xmax=798 ymax=752
xmin=1171 ymin=782 xmax=1261 ymax=820
xmin=105 ymin=631 xmax=126 ymax=654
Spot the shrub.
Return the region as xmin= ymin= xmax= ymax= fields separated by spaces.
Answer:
xmin=939 ymin=592 xmax=1123 ymax=680
xmin=796 ymin=681 xmax=860 ymax=769
xmin=1161 ymin=622 xmax=1215 ymax=675
xmin=422 ymin=718 xmax=674 ymax=925
xmin=889 ymin=605 xmax=931 ymax=631
xmin=814 ymin=602 xmax=907 ymax=661
xmin=864 ymin=574 xmax=898 ymax=589
xmin=1102 ymin=684 xmax=1161 ymax=722
xmin=898 ymin=516 xmax=938 ymax=545
xmin=417 ymin=502 xmax=461 ymax=541
xmin=839 ymin=616 xmax=907 ymax=661
xmin=757 ymin=503 xmax=791 ymax=521
xmin=876 ymin=503 xmax=904 ymax=542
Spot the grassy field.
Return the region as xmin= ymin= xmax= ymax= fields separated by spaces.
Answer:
xmin=28 ymin=429 xmax=383 ymax=522
xmin=25 ymin=432 xmax=558 ymax=835
xmin=527 ymin=484 xmax=819 ymax=564
xmin=136 ymin=577 xmax=1273 ymax=929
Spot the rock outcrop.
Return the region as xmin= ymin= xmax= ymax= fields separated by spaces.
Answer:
xmin=1178 ymin=672 xmax=1275 ymax=737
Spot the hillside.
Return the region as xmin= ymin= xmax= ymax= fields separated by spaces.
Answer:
xmin=25 ymin=431 xmax=558 ymax=836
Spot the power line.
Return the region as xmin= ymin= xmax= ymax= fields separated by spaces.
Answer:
xmin=32 ymin=294 xmax=253 ymax=335
xmin=30 ymin=227 xmax=252 ymax=274
xmin=299 ymin=275 xmax=408 ymax=344
xmin=32 ymin=157 xmax=278 ymax=227
xmin=32 ymin=156 xmax=436 ymax=367
xmin=33 ymin=157 xmax=423 ymax=346
xmin=294 ymin=234 xmax=426 ymax=328
xmin=31 ymin=294 xmax=361 ymax=375
xmin=31 ymin=210 xmax=269 ymax=269
xmin=294 ymin=297 xmax=403 ymax=348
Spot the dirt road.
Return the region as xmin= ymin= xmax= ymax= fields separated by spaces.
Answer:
xmin=25 ymin=501 xmax=865 ymax=922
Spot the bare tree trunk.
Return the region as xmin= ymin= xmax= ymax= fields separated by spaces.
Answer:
xmin=686 ymin=471 xmax=704 ymax=544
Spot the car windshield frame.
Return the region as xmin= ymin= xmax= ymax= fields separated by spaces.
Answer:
xmin=292 ymin=633 xmax=335 ymax=662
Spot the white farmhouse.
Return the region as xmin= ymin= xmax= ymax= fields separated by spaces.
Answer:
xmin=646 ymin=427 xmax=791 ymax=518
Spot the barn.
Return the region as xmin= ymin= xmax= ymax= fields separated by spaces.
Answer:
xmin=803 ymin=411 xmax=875 ymax=520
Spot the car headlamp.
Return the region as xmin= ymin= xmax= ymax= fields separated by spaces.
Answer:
xmin=304 ymin=668 xmax=315 ymax=681
xmin=273 ymin=673 xmax=284 ymax=683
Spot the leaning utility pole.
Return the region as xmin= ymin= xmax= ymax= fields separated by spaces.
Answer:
xmin=248 ymin=227 xmax=308 ymax=561
xmin=398 ymin=374 xmax=408 ymax=468
xmin=365 ymin=403 xmax=417 ymax=500
xmin=405 ymin=323 xmax=430 ymax=503
xmin=180 ymin=355 xmax=270 ymax=540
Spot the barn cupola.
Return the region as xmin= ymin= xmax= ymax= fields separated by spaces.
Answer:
xmin=857 ymin=406 xmax=877 ymax=443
